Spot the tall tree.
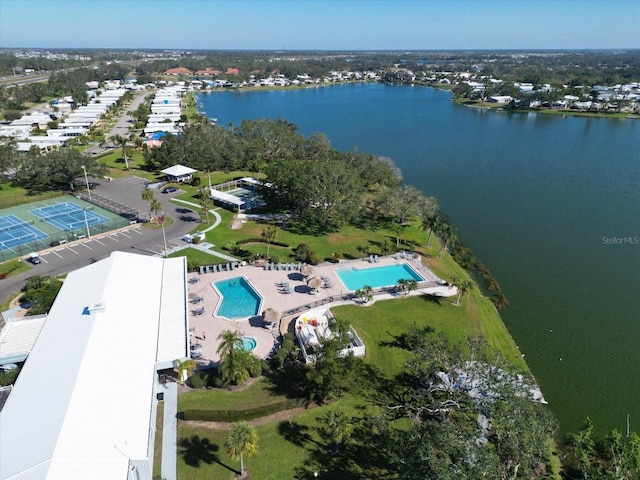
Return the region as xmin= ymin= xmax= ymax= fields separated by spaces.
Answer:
xmin=225 ymin=421 xmax=258 ymax=476
xmin=197 ymin=186 xmax=213 ymax=223
xmin=321 ymin=409 xmax=354 ymax=454
xmin=141 ymin=187 xmax=154 ymax=219
xmin=453 ymin=279 xmax=474 ymax=306
xmin=216 ymin=330 xmax=258 ymax=385
xmin=110 ymin=134 xmax=130 ymax=170
xmin=261 ymin=224 xmax=277 ymax=259
xmin=149 ymin=197 xmax=162 ymax=222
xmin=173 ymin=358 xmax=196 ymax=385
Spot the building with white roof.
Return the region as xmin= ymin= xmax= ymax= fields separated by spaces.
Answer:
xmin=0 ymin=251 xmax=189 ymax=480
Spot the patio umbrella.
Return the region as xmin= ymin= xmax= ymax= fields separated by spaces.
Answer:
xmin=262 ymin=307 xmax=280 ymax=324
xmin=301 ymin=265 xmax=314 ymax=277
xmin=307 ymin=276 xmax=324 ymax=289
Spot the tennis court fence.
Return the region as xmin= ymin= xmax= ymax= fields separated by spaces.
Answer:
xmin=76 ymin=192 xmax=148 ymax=223
xmin=0 ymin=217 xmax=131 ymax=262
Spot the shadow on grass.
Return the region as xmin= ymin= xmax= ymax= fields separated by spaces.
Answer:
xmin=292 ymin=415 xmax=394 ymax=480
xmin=419 ymin=293 xmax=443 ymax=306
xmin=278 ymin=420 xmax=316 ymax=447
xmin=265 ymin=362 xmax=310 ymax=400
xmin=178 ymin=434 xmax=237 ymax=473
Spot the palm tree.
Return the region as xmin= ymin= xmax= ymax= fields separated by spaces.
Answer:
xmin=356 ymin=243 xmax=370 ymax=258
xmin=355 ymin=285 xmax=373 ymax=303
xmin=421 ymin=212 xmax=441 ymax=248
xmin=261 ymin=224 xmax=277 ymax=260
xmin=173 ymin=358 xmax=196 ymax=384
xmin=216 ymin=330 xmax=257 ymax=385
xmin=437 ymin=221 xmax=456 ymax=259
xmin=110 ymin=134 xmax=130 ymax=170
xmin=454 ymin=279 xmax=474 ymax=306
xmin=380 ymin=239 xmax=393 ymax=255
xmin=322 ymin=408 xmax=354 ymax=454
xmin=141 ymin=187 xmax=154 ymax=218
xmin=407 ymin=279 xmax=418 ymax=294
xmin=217 ymin=330 xmax=241 ymax=360
xmin=225 ymin=421 xmax=258 ymax=476
xmin=397 ymin=278 xmax=408 ymax=294
xmin=198 ymin=186 xmax=213 ymax=223
xmin=149 ymin=197 xmax=162 ymax=223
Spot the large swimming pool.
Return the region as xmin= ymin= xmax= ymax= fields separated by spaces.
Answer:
xmin=213 ymin=277 xmax=263 ymax=320
xmin=336 ymin=263 xmax=423 ymax=291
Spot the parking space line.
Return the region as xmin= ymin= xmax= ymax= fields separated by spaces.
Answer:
xmin=80 ymin=243 xmax=92 ymax=250
xmin=131 ymin=228 xmax=144 ymax=236
xmin=107 ymin=235 xmax=119 ymax=242
xmin=120 ymin=232 xmax=131 ymax=238
xmin=91 ymin=237 xmax=106 ymax=246
xmin=66 ymin=246 xmax=79 ymax=255
xmin=51 ymin=250 xmax=63 ymax=258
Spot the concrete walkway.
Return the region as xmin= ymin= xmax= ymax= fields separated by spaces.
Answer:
xmin=160 ymin=382 xmax=177 ymax=480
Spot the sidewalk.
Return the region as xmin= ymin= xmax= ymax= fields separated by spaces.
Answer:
xmin=160 ymin=382 xmax=177 ymax=480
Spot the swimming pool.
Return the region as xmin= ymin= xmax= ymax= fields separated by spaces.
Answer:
xmin=235 ymin=336 xmax=257 ymax=352
xmin=213 ymin=277 xmax=263 ymax=320
xmin=336 ymin=263 xmax=423 ymax=291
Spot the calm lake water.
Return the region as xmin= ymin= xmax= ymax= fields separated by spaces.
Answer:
xmin=196 ymin=84 xmax=640 ymax=434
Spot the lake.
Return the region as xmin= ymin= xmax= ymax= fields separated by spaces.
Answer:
xmin=196 ymin=83 xmax=640 ymax=434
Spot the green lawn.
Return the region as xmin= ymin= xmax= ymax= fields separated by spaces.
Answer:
xmin=179 ymin=378 xmax=284 ymax=411
xmin=167 ymin=247 xmax=226 ymax=266
xmin=0 ymin=259 xmax=31 ymax=279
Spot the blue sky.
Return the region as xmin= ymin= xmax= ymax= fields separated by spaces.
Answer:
xmin=0 ymin=0 xmax=638 ymax=50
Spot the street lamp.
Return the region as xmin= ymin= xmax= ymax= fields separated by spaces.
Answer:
xmin=83 ymin=207 xmax=91 ymax=239
xmin=159 ymin=212 xmax=168 ymax=257
xmin=81 ymin=164 xmax=91 ymax=201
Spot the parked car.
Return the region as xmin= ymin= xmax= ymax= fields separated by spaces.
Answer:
xmin=28 ymin=253 xmax=41 ymax=265
xmin=163 ymin=186 xmax=178 ymax=194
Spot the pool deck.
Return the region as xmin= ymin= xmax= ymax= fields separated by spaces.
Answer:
xmin=185 ymin=254 xmax=457 ymax=367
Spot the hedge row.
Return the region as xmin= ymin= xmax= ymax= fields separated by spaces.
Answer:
xmin=180 ymin=398 xmax=301 ymax=422
xmin=235 ymin=238 xmax=290 ymax=248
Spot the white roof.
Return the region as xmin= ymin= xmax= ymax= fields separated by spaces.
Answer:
xmin=0 ymin=315 xmax=47 ymax=364
xmin=161 ymin=164 xmax=197 ymax=177
xmin=209 ymin=187 xmax=244 ymax=207
xmin=0 ymin=252 xmax=188 ymax=480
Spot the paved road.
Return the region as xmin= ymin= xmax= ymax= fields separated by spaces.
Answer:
xmin=1 ymin=178 xmax=200 ymax=303
xmin=83 ymin=89 xmax=152 ymax=157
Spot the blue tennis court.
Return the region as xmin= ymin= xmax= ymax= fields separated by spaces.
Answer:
xmin=0 ymin=215 xmax=48 ymax=250
xmin=30 ymin=202 xmax=110 ymax=231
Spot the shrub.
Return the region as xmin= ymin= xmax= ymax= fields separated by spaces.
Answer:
xmin=308 ymin=253 xmax=320 ymax=265
xmin=282 ymin=339 xmax=295 ymax=352
xmin=270 ymin=255 xmax=280 ymax=264
xmin=188 ymin=371 xmax=210 ymax=389
xmin=270 ymin=354 xmax=284 ymax=370
xmin=249 ymin=361 xmax=262 ymax=378
xmin=181 ymin=398 xmax=301 ymax=422
xmin=191 ymin=176 xmax=201 ymax=186
xmin=284 ymin=332 xmax=296 ymax=343
xmin=192 ymin=236 xmax=201 ymax=245
xmin=187 ymin=260 xmax=199 ymax=272
xmin=0 ymin=367 xmax=19 ymax=386
xmin=260 ymin=360 xmax=271 ymax=375
xmin=3 ymin=110 xmax=22 ymax=122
